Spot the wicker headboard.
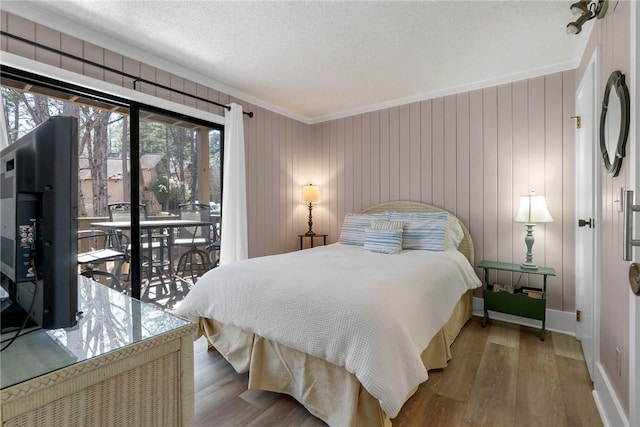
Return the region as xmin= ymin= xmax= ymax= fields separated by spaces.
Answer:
xmin=359 ymin=201 xmax=474 ymax=265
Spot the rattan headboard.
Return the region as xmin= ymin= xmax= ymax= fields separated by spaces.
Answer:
xmin=359 ymin=201 xmax=474 ymax=265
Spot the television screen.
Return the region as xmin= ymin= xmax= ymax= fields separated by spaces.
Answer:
xmin=0 ymin=116 xmax=79 ymax=330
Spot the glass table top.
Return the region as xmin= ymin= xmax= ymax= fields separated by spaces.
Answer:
xmin=1 ymin=276 xmax=193 ymax=389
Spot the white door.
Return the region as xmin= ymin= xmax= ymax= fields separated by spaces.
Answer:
xmin=575 ymin=52 xmax=598 ymax=380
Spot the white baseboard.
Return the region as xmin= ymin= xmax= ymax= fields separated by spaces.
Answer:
xmin=593 ymin=362 xmax=629 ymax=427
xmin=472 ymin=296 xmax=576 ymax=336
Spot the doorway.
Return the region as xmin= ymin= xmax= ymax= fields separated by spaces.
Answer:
xmin=575 ymin=48 xmax=600 ymax=380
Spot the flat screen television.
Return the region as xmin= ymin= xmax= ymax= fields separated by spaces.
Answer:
xmin=0 ymin=116 xmax=79 ymax=330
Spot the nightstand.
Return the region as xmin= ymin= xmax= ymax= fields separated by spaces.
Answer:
xmin=477 ymin=260 xmax=556 ymax=340
xmin=298 ymin=234 xmax=327 ymax=250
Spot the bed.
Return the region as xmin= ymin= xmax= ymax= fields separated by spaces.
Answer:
xmin=175 ymin=201 xmax=481 ymax=426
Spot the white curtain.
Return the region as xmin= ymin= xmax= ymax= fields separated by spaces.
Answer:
xmin=219 ymin=103 xmax=248 ymax=265
xmin=0 ymin=96 xmax=9 ymax=150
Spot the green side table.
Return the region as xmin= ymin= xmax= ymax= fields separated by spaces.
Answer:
xmin=478 ymin=260 xmax=556 ymax=341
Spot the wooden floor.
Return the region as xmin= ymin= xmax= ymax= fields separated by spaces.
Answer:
xmin=194 ymin=317 xmax=603 ymax=427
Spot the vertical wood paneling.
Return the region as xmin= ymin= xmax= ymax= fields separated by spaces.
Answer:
xmin=353 ymin=115 xmax=363 ymax=212
xmin=7 ymin=15 xmax=35 ymax=59
xmin=139 ymin=64 xmax=156 ymax=97
xmin=370 ymin=111 xmax=382 ymax=205
xmin=1 ymin=12 xmax=8 ymax=52
xmin=512 ymin=80 xmax=529 ymax=284
xmin=469 ymin=90 xmax=484 ymax=270
xmin=183 ymin=79 xmax=197 ymax=109
xmin=255 ymin=107 xmax=266 ymax=257
xmin=364 ymin=112 xmax=374 ymax=207
xmin=432 ymin=98 xmax=445 ymax=207
xmin=420 ymin=100 xmax=433 ymax=204
xmin=482 ymin=87 xmax=499 ymax=280
xmin=456 ymin=93 xmax=470 ymax=231
xmin=155 ymin=68 xmax=171 ymax=101
xmin=497 ymin=84 xmax=513 ymax=285
xmin=169 ymin=74 xmax=185 ymax=105
xmin=103 ymin=49 xmax=123 ymax=87
xmin=314 ymin=123 xmax=325 ymax=235
xmin=399 ymin=104 xmax=411 ymax=201
xmin=268 ymin=110 xmax=277 ymax=254
xmin=544 ymin=73 xmax=565 ymax=310
xmin=329 ymin=120 xmax=338 ymax=239
xmin=286 ymin=119 xmax=294 ymax=250
xmin=379 ymin=109 xmax=390 ymax=202
xmin=278 ymin=116 xmax=285 ymax=251
xmin=195 ymin=83 xmax=209 ymax=112
xmin=345 ymin=116 xmax=354 ymax=215
xmin=409 ymin=102 xmax=421 ymax=202
xmin=389 ymin=107 xmax=400 ymax=201
xmin=528 ymin=77 xmax=546 ymax=289
xmin=444 ymin=95 xmax=457 ymax=213
xmin=246 ymin=105 xmax=258 ymax=258
xmin=60 ymin=34 xmax=83 ymax=75
xmin=35 ymin=24 xmax=60 ymax=67
xmin=82 ymin=41 xmax=104 ymax=81
xmin=336 ymin=118 xmax=346 ymax=232
xmin=122 ymin=57 xmax=140 ymax=89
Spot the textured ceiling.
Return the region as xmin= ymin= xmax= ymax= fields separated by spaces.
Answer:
xmin=5 ymin=1 xmax=584 ymax=122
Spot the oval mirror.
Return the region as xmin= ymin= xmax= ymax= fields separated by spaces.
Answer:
xmin=599 ymin=70 xmax=630 ymax=177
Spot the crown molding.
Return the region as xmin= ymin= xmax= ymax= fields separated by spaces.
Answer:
xmin=308 ymin=58 xmax=580 ymax=124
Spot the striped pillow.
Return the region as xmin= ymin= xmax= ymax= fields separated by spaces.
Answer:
xmin=364 ymin=228 xmax=403 ymax=254
xmin=339 ymin=213 xmax=388 ymax=246
xmin=388 ymin=211 xmax=448 ymax=251
xmin=370 ymin=219 xmax=404 ymax=230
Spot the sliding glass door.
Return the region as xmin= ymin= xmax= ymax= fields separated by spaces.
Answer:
xmin=1 ymin=70 xmax=223 ymax=303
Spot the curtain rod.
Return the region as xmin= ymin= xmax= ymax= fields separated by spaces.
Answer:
xmin=0 ymin=31 xmax=254 ymax=118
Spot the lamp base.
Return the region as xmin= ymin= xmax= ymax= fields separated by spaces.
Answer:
xmin=521 ymin=262 xmax=539 ymax=270
xmin=304 ymin=230 xmax=316 ymax=236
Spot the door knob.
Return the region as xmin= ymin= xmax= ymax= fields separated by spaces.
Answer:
xmin=578 ymin=218 xmax=594 ymax=228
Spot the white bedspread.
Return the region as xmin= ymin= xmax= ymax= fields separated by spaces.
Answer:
xmin=175 ymin=243 xmax=481 ymax=418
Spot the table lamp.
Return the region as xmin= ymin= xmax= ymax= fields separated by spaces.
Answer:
xmin=302 ymin=184 xmax=320 ymax=236
xmin=514 ymin=191 xmax=553 ymax=269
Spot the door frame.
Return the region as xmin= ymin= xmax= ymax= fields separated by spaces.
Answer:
xmin=575 ymin=47 xmax=601 ymax=380
xmin=629 ymin=2 xmax=639 ymax=426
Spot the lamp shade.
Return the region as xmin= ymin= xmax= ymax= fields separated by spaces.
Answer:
xmin=302 ymin=185 xmax=320 ymax=204
xmin=514 ymin=192 xmax=553 ymax=223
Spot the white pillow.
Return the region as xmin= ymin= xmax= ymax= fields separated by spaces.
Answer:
xmin=339 ymin=213 xmax=388 ymax=246
xmin=363 ymin=228 xmax=403 ymax=254
xmin=445 ymin=214 xmax=465 ymax=250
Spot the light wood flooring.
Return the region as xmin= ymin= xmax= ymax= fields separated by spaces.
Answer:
xmin=194 ymin=317 xmax=603 ymax=427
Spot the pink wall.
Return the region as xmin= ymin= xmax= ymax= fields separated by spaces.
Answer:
xmin=1 ymin=12 xmax=577 ymax=314
xmin=307 ymin=74 xmax=576 ymax=312
xmin=576 ymin=0 xmax=631 ymax=415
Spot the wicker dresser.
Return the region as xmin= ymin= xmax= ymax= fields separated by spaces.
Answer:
xmin=1 ymin=276 xmax=197 ymax=427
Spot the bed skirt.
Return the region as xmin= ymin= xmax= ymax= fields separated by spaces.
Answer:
xmin=198 ymin=289 xmax=472 ymax=427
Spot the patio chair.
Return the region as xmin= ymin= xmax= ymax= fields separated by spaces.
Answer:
xmin=77 ymin=229 xmax=130 ymax=292
xmin=107 ymin=202 xmax=147 ymax=222
xmin=108 ymin=202 xmax=170 ymax=297
xmin=175 ymin=203 xmax=212 ymax=282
